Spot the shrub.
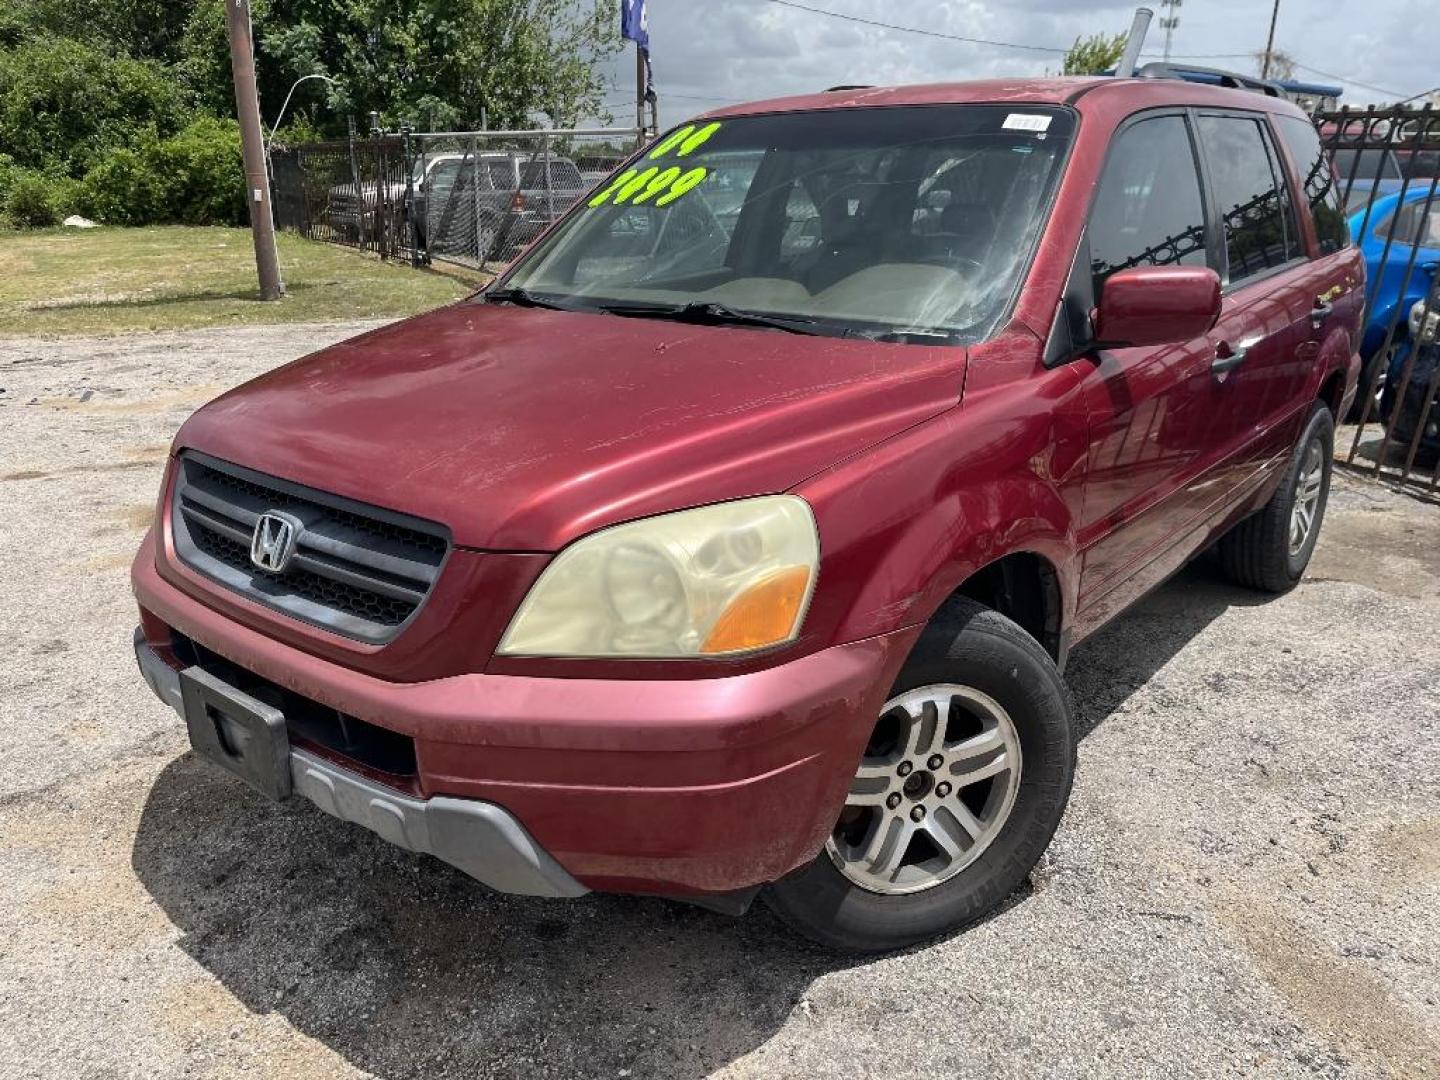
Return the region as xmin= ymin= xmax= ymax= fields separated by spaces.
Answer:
xmin=78 ymin=118 xmax=245 ymax=227
xmin=0 ymin=36 xmax=189 ymax=179
xmin=78 ymin=145 xmax=167 ymax=226
xmin=4 ymin=170 xmax=71 ymax=228
xmin=149 ymin=117 xmax=246 ymax=226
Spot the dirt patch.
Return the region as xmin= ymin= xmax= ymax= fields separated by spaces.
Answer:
xmin=1215 ymin=895 xmax=1440 ymax=1076
xmin=1306 ymin=474 xmax=1440 ymax=601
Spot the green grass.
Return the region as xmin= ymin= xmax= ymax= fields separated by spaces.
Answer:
xmin=0 ymin=226 xmax=489 ymax=336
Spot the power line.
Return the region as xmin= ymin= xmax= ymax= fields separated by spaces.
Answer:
xmin=721 ymin=1 xmax=1424 ymax=105
xmin=764 ymin=0 xmax=1068 ymax=54
xmin=766 ymin=2 xmax=1278 ymax=64
xmin=1292 ymin=62 xmax=1410 ymax=101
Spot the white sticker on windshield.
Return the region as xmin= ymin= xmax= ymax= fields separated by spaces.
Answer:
xmin=1002 ymin=113 xmax=1052 ymax=133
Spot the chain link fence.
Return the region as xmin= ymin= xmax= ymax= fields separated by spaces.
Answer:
xmin=271 ymin=126 xmax=641 ymax=273
xmin=1317 ymin=104 xmax=1440 ymax=497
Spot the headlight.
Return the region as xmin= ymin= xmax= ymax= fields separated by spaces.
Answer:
xmin=497 ymin=495 xmax=819 ymax=658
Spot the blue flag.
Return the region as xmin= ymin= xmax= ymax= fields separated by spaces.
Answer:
xmin=620 ymin=0 xmax=648 ymax=48
xmin=620 ymin=0 xmax=656 ymax=103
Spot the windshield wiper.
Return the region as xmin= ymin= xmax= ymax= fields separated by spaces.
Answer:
xmin=482 ymin=286 xmax=573 ymax=311
xmin=845 ymin=326 xmax=960 ymax=345
xmin=594 ymin=300 xmax=823 ymax=336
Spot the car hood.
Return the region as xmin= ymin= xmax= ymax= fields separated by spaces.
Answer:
xmin=174 ymin=302 xmax=964 ymax=550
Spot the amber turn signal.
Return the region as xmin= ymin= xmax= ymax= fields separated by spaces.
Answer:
xmin=700 ymin=565 xmax=812 ymax=655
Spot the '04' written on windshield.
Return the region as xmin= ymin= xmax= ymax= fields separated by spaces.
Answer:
xmin=587 ymin=121 xmax=723 ymax=209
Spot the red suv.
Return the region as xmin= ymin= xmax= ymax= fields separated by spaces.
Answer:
xmin=132 ymin=76 xmax=1361 ymax=951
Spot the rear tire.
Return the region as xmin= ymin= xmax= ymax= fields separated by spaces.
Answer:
xmin=763 ymin=598 xmax=1075 ymax=953
xmin=1218 ymin=401 xmax=1333 ymax=593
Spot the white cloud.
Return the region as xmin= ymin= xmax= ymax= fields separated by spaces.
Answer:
xmin=595 ymin=0 xmax=1438 ymax=124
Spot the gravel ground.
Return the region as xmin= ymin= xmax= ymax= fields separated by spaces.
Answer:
xmin=0 ymin=324 xmax=1437 ymax=1080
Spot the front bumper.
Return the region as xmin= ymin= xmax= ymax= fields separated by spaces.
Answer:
xmin=137 ymin=631 xmax=587 ymax=898
xmin=133 ymin=531 xmax=917 ymax=896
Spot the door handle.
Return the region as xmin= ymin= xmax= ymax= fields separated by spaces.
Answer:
xmin=1311 ymin=299 xmax=1334 ymax=328
xmin=1212 ymin=340 xmax=1248 ymax=375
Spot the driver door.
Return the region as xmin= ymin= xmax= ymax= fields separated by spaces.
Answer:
xmin=1074 ymin=111 xmax=1235 ymax=631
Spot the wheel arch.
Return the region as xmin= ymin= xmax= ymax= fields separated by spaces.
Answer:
xmin=1318 ymin=369 xmax=1346 ymax=416
xmin=944 ymin=550 xmax=1067 ymax=665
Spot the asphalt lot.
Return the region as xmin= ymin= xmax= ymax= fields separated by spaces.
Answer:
xmin=0 ymin=323 xmax=1437 ymax=1079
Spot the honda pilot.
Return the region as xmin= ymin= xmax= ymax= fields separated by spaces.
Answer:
xmin=133 ymin=74 xmax=1361 ymax=951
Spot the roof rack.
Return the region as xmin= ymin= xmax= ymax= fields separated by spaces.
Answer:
xmin=1134 ymin=61 xmax=1281 ymax=97
xmin=824 ymin=84 xmax=874 ymax=92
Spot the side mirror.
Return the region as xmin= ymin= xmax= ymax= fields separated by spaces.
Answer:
xmin=1092 ymin=266 xmax=1222 ymax=350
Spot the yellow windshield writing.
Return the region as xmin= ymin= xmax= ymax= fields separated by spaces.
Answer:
xmin=589 ymin=121 xmax=722 ymax=209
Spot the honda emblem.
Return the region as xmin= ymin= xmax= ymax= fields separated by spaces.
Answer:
xmin=250 ymin=511 xmax=301 ymax=573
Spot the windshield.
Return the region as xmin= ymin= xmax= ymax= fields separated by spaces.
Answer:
xmin=500 ymin=105 xmax=1074 ymax=343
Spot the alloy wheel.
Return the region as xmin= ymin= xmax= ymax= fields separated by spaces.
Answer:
xmin=1289 ymin=438 xmax=1325 ymax=557
xmin=826 ymin=684 xmax=1023 ymax=895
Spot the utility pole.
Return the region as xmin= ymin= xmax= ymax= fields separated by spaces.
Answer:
xmin=635 ymin=46 xmax=647 ymax=138
xmin=226 ymin=0 xmax=284 ymax=300
xmin=1261 ymin=0 xmax=1281 ymax=80
xmin=1159 ymin=0 xmax=1181 ymax=62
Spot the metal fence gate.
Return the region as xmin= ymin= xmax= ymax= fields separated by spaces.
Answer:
xmin=271 ymin=126 xmax=641 ymax=272
xmin=1316 ymin=104 xmax=1440 ymax=498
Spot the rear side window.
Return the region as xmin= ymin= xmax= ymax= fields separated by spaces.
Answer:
xmin=1196 ymin=115 xmax=1302 ymax=283
xmin=520 ymin=160 xmax=584 ymax=188
xmin=1275 ymin=115 xmax=1349 ymax=254
xmin=1089 ymin=115 xmax=1209 ymax=297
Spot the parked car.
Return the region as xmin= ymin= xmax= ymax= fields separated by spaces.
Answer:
xmin=133 ymin=75 xmax=1361 ymax=952
xmin=1330 ymin=147 xmax=1405 ymax=213
xmin=1349 ymin=187 xmax=1440 ymax=420
xmin=1380 ymin=269 xmax=1440 ymax=459
xmin=326 ymin=150 xmax=587 ymax=261
xmin=415 ymin=151 xmax=587 ymax=261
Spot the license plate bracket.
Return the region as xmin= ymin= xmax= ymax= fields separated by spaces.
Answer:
xmin=179 ymin=666 xmax=292 ymax=801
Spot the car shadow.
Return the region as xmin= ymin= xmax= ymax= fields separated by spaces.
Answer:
xmin=129 ymin=559 xmax=1266 ymax=1077
xmin=1064 ymin=556 xmax=1271 ymax=742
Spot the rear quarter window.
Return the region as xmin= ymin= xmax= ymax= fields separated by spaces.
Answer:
xmin=1275 ymin=115 xmax=1349 ymax=254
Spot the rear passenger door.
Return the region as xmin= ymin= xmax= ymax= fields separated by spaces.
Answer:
xmin=1191 ymin=111 xmax=1322 ymax=478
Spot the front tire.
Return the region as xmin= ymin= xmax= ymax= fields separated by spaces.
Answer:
xmin=1217 ymin=401 xmax=1333 ymax=593
xmin=763 ymin=599 xmax=1075 ymax=952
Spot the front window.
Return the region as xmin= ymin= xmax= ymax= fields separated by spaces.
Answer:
xmin=499 ymin=105 xmax=1075 ymax=344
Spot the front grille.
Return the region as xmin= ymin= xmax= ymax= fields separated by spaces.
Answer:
xmin=170 ymin=451 xmax=450 ymax=643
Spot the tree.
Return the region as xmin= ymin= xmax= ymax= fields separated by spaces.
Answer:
xmin=0 ymin=0 xmax=194 ymax=63
xmin=1253 ymin=48 xmax=1296 ymax=82
xmin=0 ymin=35 xmax=190 ymax=178
xmin=179 ymin=0 xmax=620 ymax=135
xmin=1062 ymin=32 xmax=1128 ymax=76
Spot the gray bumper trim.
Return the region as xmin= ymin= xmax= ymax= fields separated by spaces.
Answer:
xmin=133 ymin=630 xmax=588 ymax=899
xmin=136 ymin=628 xmax=185 ymax=714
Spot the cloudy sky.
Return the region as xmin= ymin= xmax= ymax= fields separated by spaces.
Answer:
xmin=595 ymin=0 xmax=1438 ymax=126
